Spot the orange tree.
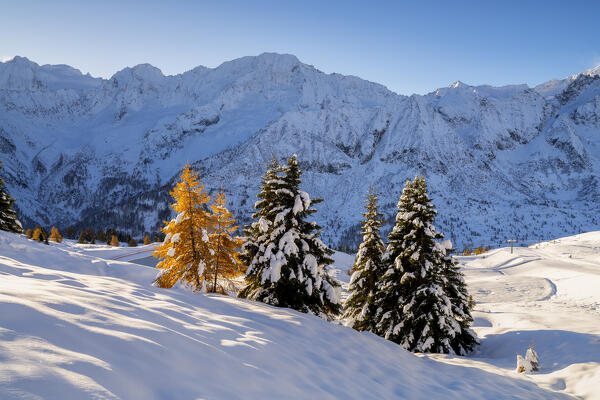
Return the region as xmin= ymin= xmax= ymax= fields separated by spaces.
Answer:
xmin=153 ymin=163 xmax=213 ymax=290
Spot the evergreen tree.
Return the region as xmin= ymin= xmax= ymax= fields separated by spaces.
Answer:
xmin=143 ymin=234 xmax=151 ymax=245
xmin=25 ymin=228 xmax=33 ymax=239
xmin=49 ymin=226 xmax=63 ymax=243
xmin=110 ymin=235 xmax=120 ymax=247
xmin=128 ymin=237 xmax=138 ymax=247
xmin=153 ymin=163 xmax=213 ymax=291
xmin=374 ymin=176 xmax=476 ymax=354
xmin=440 ymin=241 xmax=478 ymax=354
xmin=206 ymin=191 xmax=244 ymax=293
xmin=239 ymin=155 xmax=340 ymax=318
xmin=78 ymin=231 xmax=87 ymax=244
xmin=0 ymin=161 xmax=23 ymax=233
xmin=342 ymin=187 xmax=385 ymax=332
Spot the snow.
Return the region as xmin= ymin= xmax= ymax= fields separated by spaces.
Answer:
xmin=166 ymin=247 xmax=175 ymax=257
xmin=170 ymin=233 xmax=180 ymax=243
xmin=0 ymin=230 xmax=580 ymax=399
xmin=426 ymin=231 xmax=600 ymax=399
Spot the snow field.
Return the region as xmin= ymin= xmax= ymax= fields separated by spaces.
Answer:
xmin=0 ymin=231 xmax=572 ymax=399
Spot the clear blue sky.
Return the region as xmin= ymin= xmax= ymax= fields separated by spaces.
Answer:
xmin=2 ymin=0 xmax=599 ymax=95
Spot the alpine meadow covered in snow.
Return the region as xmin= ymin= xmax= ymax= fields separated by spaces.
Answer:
xmin=2 ymin=1 xmax=600 ymax=399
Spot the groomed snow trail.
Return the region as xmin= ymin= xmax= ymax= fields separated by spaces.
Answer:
xmin=0 ymin=232 xmax=570 ymax=399
xmin=429 ymin=232 xmax=600 ymax=399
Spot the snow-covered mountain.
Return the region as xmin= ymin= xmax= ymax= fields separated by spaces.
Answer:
xmin=1 ymin=54 xmax=599 ymax=249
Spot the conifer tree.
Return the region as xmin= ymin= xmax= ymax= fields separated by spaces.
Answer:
xmin=239 ymin=155 xmax=340 ymax=318
xmin=78 ymin=231 xmax=87 ymax=244
xmin=49 ymin=226 xmax=63 ymax=243
xmin=110 ymin=235 xmax=120 ymax=247
xmin=374 ymin=176 xmax=476 ymax=354
xmin=25 ymin=228 xmax=33 ymax=239
xmin=32 ymin=225 xmax=44 ymax=242
xmin=0 ymin=161 xmax=23 ymax=234
xmin=342 ymin=187 xmax=385 ymax=332
xmin=128 ymin=237 xmax=138 ymax=247
xmin=206 ymin=191 xmax=244 ymax=293
xmin=143 ymin=234 xmax=151 ymax=245
xmin=153 ymin=163 xmax=213 ymax=291
xmin=96 ymin=230 xmax=106 ymax=243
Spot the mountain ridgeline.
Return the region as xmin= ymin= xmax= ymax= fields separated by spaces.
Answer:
xmin=1 ymin=54 xmax=599 ymax=250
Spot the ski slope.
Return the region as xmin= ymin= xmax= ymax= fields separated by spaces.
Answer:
xmin=429 ymin=232 xmax=600 ymax=399
xmin=0 ymin=231 xmax=574 ymax=399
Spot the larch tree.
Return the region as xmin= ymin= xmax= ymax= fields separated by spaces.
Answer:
xmin=153 ymin=163 xmax=213 ymax=291
xmin=143 ymin=234 xmax=151 ymax=245
xmin=206 ymin=191 xmax=244 ymax=293
xmin=110 ymin=235 xmax=120 ymax=247
xmin=0 ymin=161 xmax=23 ymax=234
xmin=374 ymin=176 xmax=476 ymax=354
xmin=342 ymin=187 xmax=386 ymax=332
xmin=49 ymin=226 xmax=63 ymax=243
xmin=239 ymin=155 xmax=341 ymax=319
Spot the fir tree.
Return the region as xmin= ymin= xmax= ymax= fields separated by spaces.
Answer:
xmin=0 ymin=161 xmax=23 ymax=234
xmin=239 ymin=155 xmax=340 ymax=318
xmin=342 ymin=187 xmax=385 ymax=332
xmin=153 ymin=163 xmax=213 ymax=291
xmin=143 ymin=234 xmax=151 ymax=245
xmin=374 ymin=176 xmax=476 ymax=354
xmin=110 ymin=235 xmax=120 ymax=247
xmin=206 ymin=191 xmax=244 ymax=293
xmin=49 ymin=226 xmax=63 ymax=243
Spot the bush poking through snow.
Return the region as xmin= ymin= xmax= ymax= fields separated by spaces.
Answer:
xmin=516 ymin=345 xmax=540 ymax=373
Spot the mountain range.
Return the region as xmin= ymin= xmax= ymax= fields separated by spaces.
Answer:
xmin=1 ymin=53 xmax=599 ymax=250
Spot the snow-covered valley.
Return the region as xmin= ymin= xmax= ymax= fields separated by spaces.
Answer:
xmin=1 ymin=55 xmax=600 ymax=249
xmin=0 ymin=230 xmax=598 ymax=399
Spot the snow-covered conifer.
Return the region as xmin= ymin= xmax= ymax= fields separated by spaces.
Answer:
xmin=374 ymin=176 xmax=475 ymax=354
xmin=526 ymin=345 xmax=539 ymax=371
xmin=153 ymin=163 xmax=213 ymax=290
xmin=239 ymin=155 xmax=341 ymax=318
xmin=343 ymin=187 xmax=385 ymax=332
xmin=0 ymin=161 xmax=23 ymax=234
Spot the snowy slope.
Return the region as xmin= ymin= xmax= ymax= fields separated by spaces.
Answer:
xmin=0 ymin=231 xmax=572 ymax=399
xmin=429 ymin=232 xmax=600 ymax=399
xmin=1 ymin=54 xmax=600 ymax=249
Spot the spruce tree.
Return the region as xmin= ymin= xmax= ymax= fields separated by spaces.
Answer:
xmin=239 ymin=155 xmax=340 ymax=318
xmin=153 ymin=163 xmax=213 ymax=291
xmin=374 ymin=176 xmax=476 ymax=354
xmin=0 ymin=161 xmax=23 ymax=234
xmin=342 ymin=187 xmax=385 ymax=332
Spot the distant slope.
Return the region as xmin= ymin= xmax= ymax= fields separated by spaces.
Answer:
xmin=431 ymin=231 xmax=600 ymax=400
xmin=0 ymin=231 xmax=571 ymax=399
xmin=1 ymin=54 xmax=600 ymax=249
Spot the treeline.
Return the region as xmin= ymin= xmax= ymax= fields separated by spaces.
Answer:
xmin=21 ymin=225 xmax=159 ymax=247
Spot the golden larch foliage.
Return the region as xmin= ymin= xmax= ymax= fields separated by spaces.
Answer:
xmin=32 ymin=226 xmax=43 ymax=242
xmin=110 ymin=235 xmax=120 ymax=247
xmin=49 ymin=226 xmax=63 ymax=243
xmin=206 ymin=191 xmax=245 ymax=293
xmin=143 ymin=234 xmax=151 ymax=245
xmin=153 ymin=163 xmax=213 ymax=291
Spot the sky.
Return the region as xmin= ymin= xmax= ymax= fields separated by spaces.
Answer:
xmin=1 ymin=0 xmax=600 ymax=95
